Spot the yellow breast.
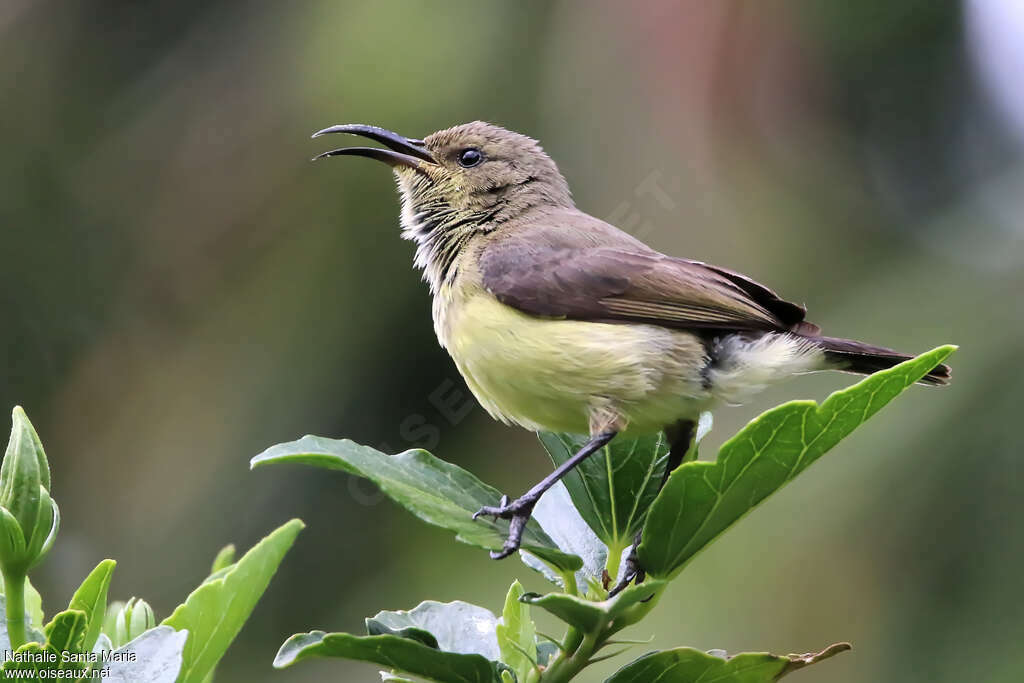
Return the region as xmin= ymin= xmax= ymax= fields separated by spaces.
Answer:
xmin=437 ymin=286 xmax=709 ymax=435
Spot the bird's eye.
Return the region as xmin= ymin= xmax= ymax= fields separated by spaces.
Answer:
xmin=457 ymin=148 xmax=483 ymax=168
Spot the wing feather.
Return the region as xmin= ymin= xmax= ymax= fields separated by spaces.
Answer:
xmin=479 ymin=217 xmax=814 ymax=334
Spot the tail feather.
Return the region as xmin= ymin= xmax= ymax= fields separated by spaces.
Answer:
xmin=808 ymin=335 xmax=951 ymax=386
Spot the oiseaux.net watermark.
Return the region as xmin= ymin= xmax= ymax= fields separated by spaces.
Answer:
xmin=1 ymin=647 xmax=136 ymax=678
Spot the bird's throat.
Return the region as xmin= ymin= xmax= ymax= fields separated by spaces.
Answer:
xmin=395 ymin=173 xmax=484 ymax=294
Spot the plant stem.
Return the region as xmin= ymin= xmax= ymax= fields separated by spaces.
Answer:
xmin=560 ymin=626 xmax=583 ymax=661
xmin=541 ymin=581 xmax=669 ymax=680
xmin=558 ymin=569 xmax=578 ymax=596
xmin=604 ymin=541 xmax=626 ymax=587
xmin=543 ymin=629 xmax=601 ymax=683
xmin=4 ymin=572 xmax=26 ymax=650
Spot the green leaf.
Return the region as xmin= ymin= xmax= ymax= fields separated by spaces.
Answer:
xmin=202 ymin=544 xmax=237 ymax=592
xmin=604 ymin=643 xmax=851 ymax=682
xmin=520 ymin=592 xmax=603 ymax=633
xmin=25 ymin=487 xmax=58 ymax=571
xmin=496 ymin=581 xmax=536 ymax=681
xmin=44 ymin=609 xmax=88 ymax=654
xmin=0 ymin=508 xmax=27 ymax=570
xmin=67 ymin=559 xmax=115 ymax=653
xmin=640 ymin=347 xmax=955 ymax=578
xmin=273 ymin=631 xmax=502 ymax=683
xmin=209 ymin=544 xmax=236 ymax=575
xmin=251 ymin=438 xmax=581 ymax=573
xmin=161 ymin=519 xmax=303 ymax=683
xmin=37 ymin=609 xmax=91 ymax=678
xmin=367 ymin=620 xmax=440 ymax=649
xmin=521 ymin=580 xmax=666 ymax=632
xmin=367 ymin=600 xmax=499 ymax=660
xmin=538 ymin=432 xmax=670 ymax=551
xmin=24 ymin=577 xmax=43 ymax=630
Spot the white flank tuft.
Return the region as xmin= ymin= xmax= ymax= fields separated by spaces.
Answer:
xmin=708 ymin=334 xmax=825 ymax=405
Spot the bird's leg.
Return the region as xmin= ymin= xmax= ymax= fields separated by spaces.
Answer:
xmin=473 ymin=431 xmax=617 ymax=559
xmin=609 ymin=419 xmax=696 ymax=597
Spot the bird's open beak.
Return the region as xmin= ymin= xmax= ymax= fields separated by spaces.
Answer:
xmin=311 ymin=124 xmax=435 ymax=170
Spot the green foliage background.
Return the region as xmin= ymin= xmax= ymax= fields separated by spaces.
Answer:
xmin=1 ymin=1 xmax=1020 ymax=681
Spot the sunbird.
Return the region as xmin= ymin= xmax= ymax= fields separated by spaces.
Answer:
xmin=312 ymin=121 xmax=950 ymax=588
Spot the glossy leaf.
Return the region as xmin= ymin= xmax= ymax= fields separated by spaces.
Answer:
xmin=252 ymin=437 xmax=581 ymax=573
xmin=367 ymin=600 xmax=499 ymax=660
xmin=273 ymin=631 xmax=501 ymax=683
xmin=538 ymin=432 xmax=670 ymax=551
xmin=44 ymin=609 xmax=88 ymax=654
xmin=521 ymin=579 xmax=666 ymax=632
xmin=604 ymin=643 xmax=851 ymax=682
xmin=520 ymin=592 xmax=604 ymax=632
xmin=202 ymin=543 xmax=237 ymax=587
xmin=25 ymin=487 xmax=58 ymax=571
xmin=366 ymin=620 xmax=439 ymax=650
xmin=497 ymin=581 xmax=536 ymax=681
xmin=640 ymin=347 xmax=955 ymax=578
xmin=67 ymin=559 xmax=115 ymax=653
xmin=162 ymin=519 xmax=303 ymax=683
xmin=209 ymin=544 xmax=236 ymax=575
xmin=31 ymin=609 xmax=90 ymax=679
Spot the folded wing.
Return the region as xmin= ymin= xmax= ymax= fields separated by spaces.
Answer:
xmin=480 ymin=223 xmax=817 ymax=335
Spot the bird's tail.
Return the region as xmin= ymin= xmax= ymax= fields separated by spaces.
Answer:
xmin=808 ymin=335 xmax=951 ymax=386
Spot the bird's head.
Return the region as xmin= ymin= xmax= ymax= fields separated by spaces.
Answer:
xmin=312 ymin=121 xmax=572 ymax=287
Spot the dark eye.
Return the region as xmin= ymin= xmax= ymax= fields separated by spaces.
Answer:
xmin=457 ymin=148 xmax=482 ymax=168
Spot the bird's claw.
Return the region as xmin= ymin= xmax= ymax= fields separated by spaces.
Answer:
xmin=472 ymin=495 xmax=513 ymax=520
xmin=472 ymin=494 xmax=537 ymax=560
xmin=608 ymin=536 xmax=646 ymax=598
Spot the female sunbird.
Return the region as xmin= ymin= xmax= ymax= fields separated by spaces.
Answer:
xmin=312 ymin=121 xmax=950 ymax=577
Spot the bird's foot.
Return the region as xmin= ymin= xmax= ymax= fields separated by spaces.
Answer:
xmin=472 ymin=494 xmax=538 ymax=560
xmin=608 ymin=534 xmax=646 ymax=598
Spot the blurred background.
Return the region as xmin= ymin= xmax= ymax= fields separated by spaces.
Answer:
xmin=2 ymin=0 xmax=1022 ymax=680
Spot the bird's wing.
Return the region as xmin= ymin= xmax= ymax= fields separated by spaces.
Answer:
xmin=480 ymin=234 xmax=817 ymax=334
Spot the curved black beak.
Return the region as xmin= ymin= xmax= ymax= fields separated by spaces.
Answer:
xmin=311 ymin=124 xmax=435 ymax=169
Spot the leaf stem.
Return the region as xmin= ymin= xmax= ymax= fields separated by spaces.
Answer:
xmin=558 ymin=569 xmax=578 ymax=597
xmin=603 ymin=541 xmax=627 ymax=592
xmin=4 ymin=572 xmax=27 ymax=650
xmin=543 ymin=629 xmax=601 ymax=683
xmin=560 ymin=626 xmax=583 ymax=660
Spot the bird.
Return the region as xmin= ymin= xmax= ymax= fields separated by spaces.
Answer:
xmin=311 ymin=121 xmax=950 ymax=586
